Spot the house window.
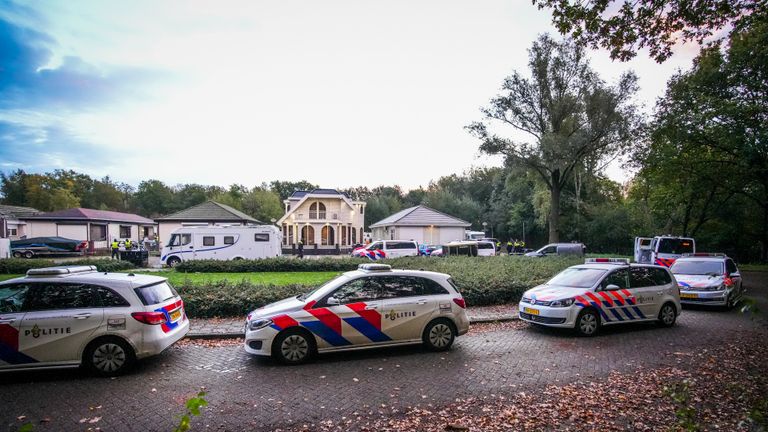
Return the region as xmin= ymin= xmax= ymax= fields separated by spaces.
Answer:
xmin=359 ymin=205 xmax=363 ymax=214
xmin=321 ymin=225 xmax=335 ymax=245
xmin=119 ymin=225 xmax=132 ymax=238
xmin=224 ymin=236 xmax=235 ymax=245
xmin=203 ymin=236 xmax=215 ymax=246
xmin=255 ymin=233 xmax=270 ymax=242
xmin=341 ymin=226 xmax=347 ymax=245
xmin=310 ymin=202 xmax=326 ymax=219
xmin=301 ymin=226 xmax=315 ymax=245
xmin=90 ymin=224 xmax=107 ymax=241
xmin=287 ymin=226 xmax=294 ymax=244
xmin=8 ymin=228 xmax=17 ymax=236
xmin=351 ymin=227 xmax=357 ymax=244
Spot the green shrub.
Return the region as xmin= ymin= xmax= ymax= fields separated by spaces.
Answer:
xmin=175 ymin=257 xmax=368 ymax=273
xmin=174 ymin=256 xmax=582 ymax=318
xmin=0 ymin=258 xmax=135 ymax=274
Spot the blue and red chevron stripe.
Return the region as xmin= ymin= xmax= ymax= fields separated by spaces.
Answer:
xmin=155 ymin=299 xmax=185 ymax=333
xmin=575 ymin=290 xmax=646 ymax=322
xmin=655 ymin=258 xmax=677 ymax=267
xmin=268 ymin=301 xmax=391 ymax=346
xmin=0 ymin=323 xmax=38 ymax=365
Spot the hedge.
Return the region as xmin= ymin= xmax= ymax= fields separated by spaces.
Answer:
xmin=175 ymin=256 xmax=582 ymax=318
xmin=175 ymin=257 xmax=367 ymax=273
xmin=0 ymin=258 xmax=135 ymax=274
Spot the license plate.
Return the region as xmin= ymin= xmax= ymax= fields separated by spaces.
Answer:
xmin=170 ymin=308 xmax=183 ymax=322
xmin=680 ymin=293 xmax=698 ymax=299
xmin=523 ymin=307 xmax=540 ymax=315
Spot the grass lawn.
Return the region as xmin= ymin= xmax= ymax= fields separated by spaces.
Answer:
xmin=0 ymin=274 xmax=22 ymax=282
xmin=133 ymin=271 xmax=340 ymax=287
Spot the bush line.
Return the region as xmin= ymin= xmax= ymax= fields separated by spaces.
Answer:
xmin=0 ymin=258 xmax=135 ymax=274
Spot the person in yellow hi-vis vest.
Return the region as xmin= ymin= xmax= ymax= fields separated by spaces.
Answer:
xmin=125 ymin=239 xmax=132 ymax=250
xmin=111 ymin=239 xmax=120 ymax=259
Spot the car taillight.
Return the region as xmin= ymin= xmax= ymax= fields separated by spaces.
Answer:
xmin=131 ymin=311 xmax=167 ymax=325
xmin=453 ymin=298 xmax=466 ymax=309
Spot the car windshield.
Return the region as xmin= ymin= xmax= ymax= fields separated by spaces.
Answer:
xmin=657 ymin=238 xmax=694 ymax=254
xmin=298 ymin=275 xmax=345 ymax=301
xmin=546 ymin=268 xmax=607 ymax=288
xmin=670 ymin=260 xmax=724 ymax=276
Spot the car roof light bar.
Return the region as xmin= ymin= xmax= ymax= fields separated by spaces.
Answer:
xmin=585 ymin=258 xmax=630 ymax=264
xmin=358 ymin=264 xmax=392 ymax=272
xmin=26 ymin=265 xmax=98 ymax=276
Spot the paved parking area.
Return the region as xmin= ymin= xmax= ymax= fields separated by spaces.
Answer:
xmin=2 ymin=273 xmax=766 ymax=432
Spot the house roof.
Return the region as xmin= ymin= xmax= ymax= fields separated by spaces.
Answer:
xmin=369 ymin=205 xmax=471 ymax=228
xmin=155 ymin=201 xmax=260 ymax=223
xmin=24 ymin=208 xmax=155 ymax=224
xmin=288 ymin=188 xmax=351 ymax=200
xmin=0 ymin=204 xmax=40 ymax=219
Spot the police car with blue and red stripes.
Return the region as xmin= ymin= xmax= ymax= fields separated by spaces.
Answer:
xmin=244 ymin=264 xmax=469 ymax=364
xmin=0 ymin=266 xmax=188 ymax=376
xmin=519 ymin=258 xmax=681 ymax=336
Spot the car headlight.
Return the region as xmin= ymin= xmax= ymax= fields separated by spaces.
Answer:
xmin=248 ymin=319 xmax=273 ymax=331
xmin=549 ymin=298 xmax=575 ymax=307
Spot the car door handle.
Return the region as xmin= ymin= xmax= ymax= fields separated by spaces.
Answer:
xmin=74 ymin=313 xmax=92 ymax=320
xmin=415 ymin=299 xmax=428 ymax=305
xmin=656 ymin=291 xmax=664 ymax=295
xmin=364 ymin=305 xmax=378 ymax=310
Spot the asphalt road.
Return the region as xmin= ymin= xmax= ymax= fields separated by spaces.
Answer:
xmin=2 ymin=272 xmax=766 ymax=432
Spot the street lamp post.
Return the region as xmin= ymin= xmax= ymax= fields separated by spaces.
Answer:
xmin=482 ymin=222 xmax=487 ymax=237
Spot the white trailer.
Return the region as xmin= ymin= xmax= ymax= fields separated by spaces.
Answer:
xmin=161 ymin=225 xmax=282 ymax=267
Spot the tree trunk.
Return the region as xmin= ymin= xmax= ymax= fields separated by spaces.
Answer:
xmin=549 ymin=182 xmax=561 ymax=243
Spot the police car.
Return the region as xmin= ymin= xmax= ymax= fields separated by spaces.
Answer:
xmin=670 ymin=253 xmax=744 ymax=308
xmin=244 ymin=264 xmax=469 ymax=364
xmin=519 ymin=258 xmax=681 ymax=336
xmin=0 ymin=266 xmax=189 ymax=376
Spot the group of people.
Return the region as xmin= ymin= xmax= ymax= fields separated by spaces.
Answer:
xmin=505 ymin=239 xmax=526 ymax=254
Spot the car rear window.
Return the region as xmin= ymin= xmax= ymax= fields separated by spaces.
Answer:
xmin=134 ymin=281 xmax=178 ymax=306
xmin=670 ymin=260 xmax=724 ymax=276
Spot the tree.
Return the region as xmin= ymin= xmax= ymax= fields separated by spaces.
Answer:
xmin=468 ymin=34 xmax=641 ymax=243
xmin=133 ymin=180 xmax=175 ymax=217
xmin=533 ymin=0 xmax=761 ymax=62
xmin=269 ymin=180 xmax=318 ymax=201
xmin=242 ymin=187 xmax=283 ymax=223
xmin=638 ymin=13 xmax=768 ymax=261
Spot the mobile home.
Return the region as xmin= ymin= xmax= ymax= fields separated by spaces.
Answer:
xmin=161 ymin=225 xmax=281 ymax=267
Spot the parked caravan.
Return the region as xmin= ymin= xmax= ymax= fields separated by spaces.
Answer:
xmin=634 ymin=235 xmax=695 ymax=267
xmin=161 ymin=225 xmax=282 ymax=267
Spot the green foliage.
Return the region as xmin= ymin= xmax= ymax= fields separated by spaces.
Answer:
xmin=175 ymin=257 xmax=367 ymax=273
xmin=145 ymin=271 xmax=339 ymax=287
xmin=663 ymin=380 xmax=700 ymax=431
xmin=176 ymin=256 xmax=580 ymax=318
xmin=468 ymin=34 xmax=641 ymax=243
xmin=173 ymin=390 xmax=208 ymax=432
xmin=533 ymin=0 xmax=758 ymax=62
xmin=0 ymin=258 xmax=134 ymax=274
xmin=18 ymin=423 xmax=34 ymax=432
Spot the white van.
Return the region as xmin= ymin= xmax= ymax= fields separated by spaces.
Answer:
xmin=476 ymin=240 xmax=496 ymax=256
xmin=634 ymin=236 xmax=695 ymax=267
xmin=524 ymin=243 xmax=585 ymax=257
xmin=351 ymin=240 xmax=419 ymax=260
xmin=161 ymin=225 xmax=282 ymax=267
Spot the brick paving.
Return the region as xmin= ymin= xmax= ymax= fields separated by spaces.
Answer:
xmin=1 ymin=272 xmax=766 ymax=432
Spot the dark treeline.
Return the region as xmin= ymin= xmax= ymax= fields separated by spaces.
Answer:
xmin=1 ymin=16 xmax=766 ymax=262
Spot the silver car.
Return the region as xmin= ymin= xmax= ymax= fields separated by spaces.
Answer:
xmin=0 ymin=266 xmax=189 ymax=376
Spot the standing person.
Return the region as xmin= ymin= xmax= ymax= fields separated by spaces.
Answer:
xmin=297 ymin=240 xmax=304 ymax=259
xmin=125 ymin=238 xmax=132 ymax=250
xmin=506 ymin=240 xmax=513 ymax=255
xmin=111 ymin=238 xmax=120 ymax=260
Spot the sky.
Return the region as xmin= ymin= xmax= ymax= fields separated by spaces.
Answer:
xmin=0 ymin=0 xmax=700 ymax=191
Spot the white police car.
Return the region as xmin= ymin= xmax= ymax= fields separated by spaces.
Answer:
xmin=244 ymin=264 xmax=469 ymax=364
xmin=670 ymin=253 xmax=745 ymax=308
xmin=519 ymin=258 xmax=681 ymax=336
xmin=0 ymin=266 xmax=189 ymax=376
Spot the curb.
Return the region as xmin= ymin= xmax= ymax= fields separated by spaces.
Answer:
xmin=184 ymin=315 xmax=519 ymax=340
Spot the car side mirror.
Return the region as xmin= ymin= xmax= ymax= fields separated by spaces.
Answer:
xmin=326 ymin=296 xmax=340 ymax=306
xmin=605 ymin=284 xmax=620 ymax=291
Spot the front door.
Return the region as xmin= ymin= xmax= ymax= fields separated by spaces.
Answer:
xmin=629 ymin=267 xmax=664 ymax=319
xmin=597 ymin=269 xmax=639 ymax=322
xmin=19 ymin=283 xmax=104 ymax=363
xmin=379 ymin=276 xmax=439 ymax=341
xmin=313 ymin=277 xmax=386 ymax=348
xmin=0 ymin=283 xmax=32 ymax=367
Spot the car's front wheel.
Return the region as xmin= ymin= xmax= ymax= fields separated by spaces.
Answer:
xmin=166 ymin=256 xmax=181 ymax=268
xmin=272 ymin=328 xmax=315 ymax=365
xmin=575 ymin=308 xmax=600 ymax=336
xmin=84 ymin=337 xmax=136 ymax=377
xmin=658 ymin=302 xmax=677 ymax=327
xmin=422 ymin=319 xmax=456 ymax=351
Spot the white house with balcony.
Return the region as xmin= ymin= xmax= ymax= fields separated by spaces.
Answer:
xmin=276 ymin=189 xmax=366 ymax=255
